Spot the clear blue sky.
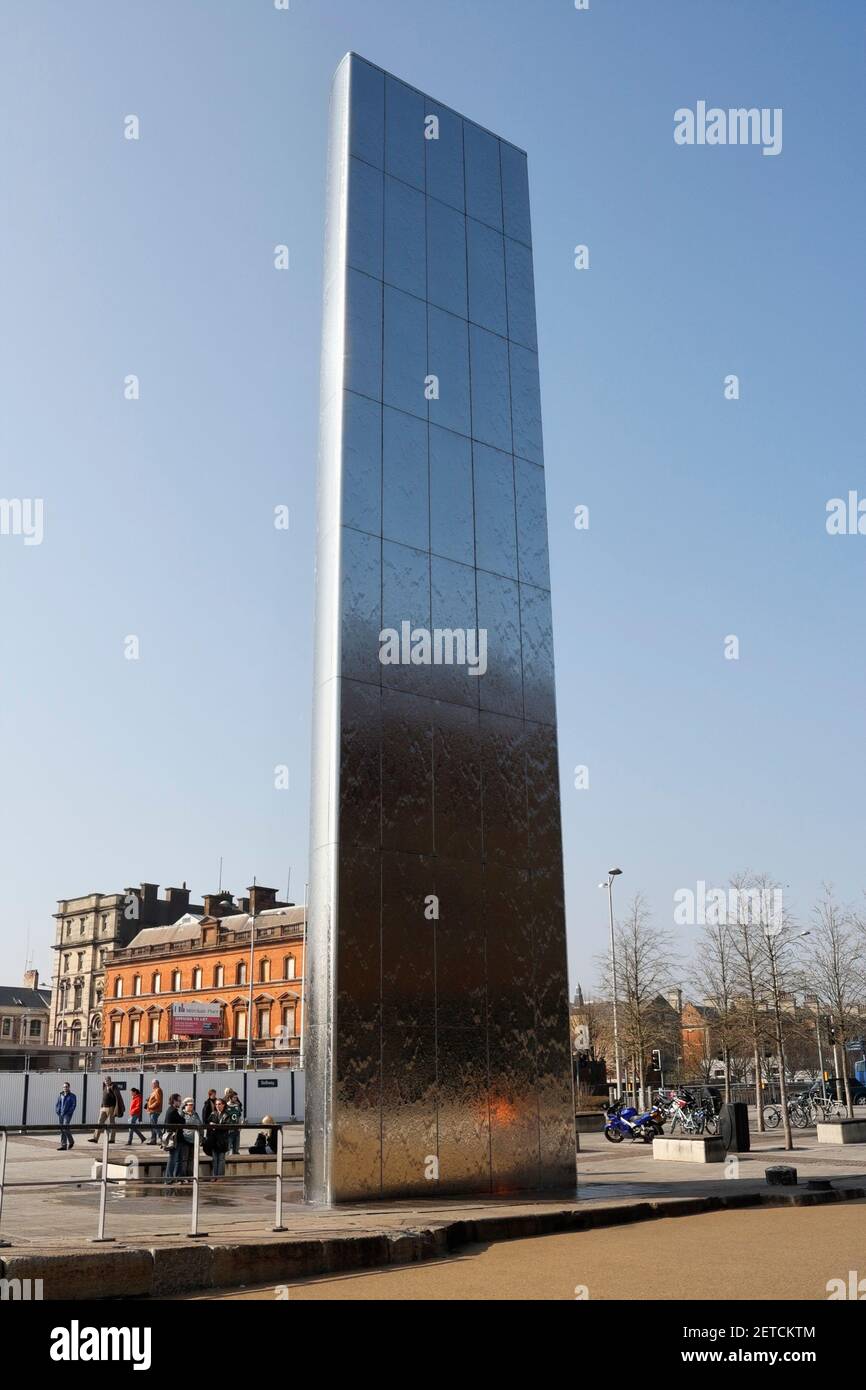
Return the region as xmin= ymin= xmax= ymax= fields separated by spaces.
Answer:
xmin=1 ymin=0 xmax=863 ymax=992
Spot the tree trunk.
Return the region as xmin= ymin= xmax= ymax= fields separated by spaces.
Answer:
xmin=753 ymin=1040 xmax=765 ymax=1133
xmin=775 ymin=1006 xmax=793 ymax=1152
xmin=839 ymin=1030 xmax=853 ymax=1116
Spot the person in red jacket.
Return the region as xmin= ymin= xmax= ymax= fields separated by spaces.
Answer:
xmin=125 ymin=1087 xmax=146 ymax=1145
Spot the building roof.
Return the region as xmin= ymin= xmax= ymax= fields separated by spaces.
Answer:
xmin=125 ymin=919 xmax=202 ymax=950
xmin=210 ymin=907 xmax=306 ymax=930
xmin=0 ymin=986 xmax=51 ymax=1009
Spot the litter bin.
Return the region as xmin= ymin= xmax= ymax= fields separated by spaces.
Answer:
xmin=719 ymin=1101 xmax=750 ymax=1153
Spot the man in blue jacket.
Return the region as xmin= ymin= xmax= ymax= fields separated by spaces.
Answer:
xmin=55 ymin=1081 xmax=77 ymax=1150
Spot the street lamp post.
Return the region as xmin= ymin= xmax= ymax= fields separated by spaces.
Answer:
xmin=600 ymin=869 xmax=623 ymax=1101
xmin=245 ymin=886 xmax=257 ymax=1071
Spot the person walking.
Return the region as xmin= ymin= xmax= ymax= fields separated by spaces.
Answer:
xmin=201 ymin=1088 xmax=218 ymax=1126
xmin=145 ymin=1079 xmax=163 ymax=1145
xmin=162 ymin=1093 xmax=184 ymax=1187
xmin=88 ymin=1076 xmax=119 ymax=1144
xmin=55 ymin=1081 xmax=77 ymax=1150
xmin=126 ymin=1087 xmax=146 ymax=1145
xmin=205 ymin=1097 xmax=232 ymax=1182
xmin=177 ymin=1096 xmax=201 ymax=1179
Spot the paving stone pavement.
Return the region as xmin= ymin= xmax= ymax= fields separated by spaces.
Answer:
xmin=2 ymin=1124 xmax=864 ymax=1253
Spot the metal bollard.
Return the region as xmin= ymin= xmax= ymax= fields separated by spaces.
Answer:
xmin=0 ymin=1131 xmax=9 ymax=1248
xmin=188 ymin=1128 xmax=207 ymax=1238
xmin=92 ymin=1127 xmax=114 ymax=1242
xmin=273 ymin=1126 xmax=286 ymax=1232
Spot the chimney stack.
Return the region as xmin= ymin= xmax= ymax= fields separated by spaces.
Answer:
xmin=248 ymin=885 xmax=278 ymax=916
xmin=204 ymin=891 xmax=234 ymax=918
xmin=23 ymin=969 xmax=39 ymax=990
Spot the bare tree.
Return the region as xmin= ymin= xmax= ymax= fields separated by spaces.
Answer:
xmin=597 ymin=893 xmax=679 ymax=1109
xmin=728 ymin=871 xmax=774 ymax=1133
xmin=689 ymin=919 xmax=739 ymax=1102
xmin=804 ymin=886 xmax=862 ymax=1117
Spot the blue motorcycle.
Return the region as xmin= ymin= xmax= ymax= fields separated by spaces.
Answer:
xmin=603 ymin=1099 xmax=661 ymax=1144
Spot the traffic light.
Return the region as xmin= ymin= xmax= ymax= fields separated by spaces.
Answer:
xmin=827 ymin=1018 xmax=837 ymax=1045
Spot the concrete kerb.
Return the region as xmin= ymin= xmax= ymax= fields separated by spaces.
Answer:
xmin=2 ymin=1185 xmax=864 ymax=1299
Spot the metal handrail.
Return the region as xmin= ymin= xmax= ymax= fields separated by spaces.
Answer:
xmin=0 ymin=1122 xmax=299 ymax=1247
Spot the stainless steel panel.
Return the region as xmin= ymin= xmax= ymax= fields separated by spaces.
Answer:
xmin=470 ymin=324 xmax=512 ymax=453
xmin=345 ymin=269 xmax=382 ymax=402
xmin=520 ymin=583 xmax=556 ymax=725
xmin=384 ymin=176 xmax=426 ymax=299
xmin=383 ymin=284 xmax=428 ymax=420
xmin=505 ymin=236 xmax=538 ymax=351
xmin=509 ymin=341 xmax=544 ymax=464
xmin=430 ymin=554 xmax=479 ymax=707
xmin=515 ymin=459 xmax=550 ymax=588
xmin=347 ymin=156 xmax=383 ymax=280
xmin=429 ymin=424 xmax=474 ymax=566
xmin=382 ymin=406 xmax=428 ymax=551
xmin=381 ymin=1027 xmax=437 ymax=1197
xmin=473 ymin=441 xmax=518 ymax=580
xmin=425 ymin=100 xmax=465 ymax=212
xmin=382 ymin=539 xmax=431 ymax=697
xmin=476 ymin=569 xmax=523 ymax=717
xmin=332 ymin=845 xmax=382 ymax=1200
xmin=467 ymin=219 xmax=507 ymax=337
xmin=464 ymin=122 xmax=503 ymax=231
xmin=433 ymin=703 xmax=482 ymax=863
xmin=385 ymin=75 xmax=425 ymax=191
xmin=427 ymin=197 xmax=467 ymax=319
xmin=480 ymin=711 xmax=528 ymax=865
xmin=340 ymin=523 xmax=381 ymax=685
xmin=500 ymin=141 xmax=532 ymax=247
xmin=342 ymin=390 xmax=382 ymax=536
xmin=339 ymin=678 xmax=381 ymax=848
xmin=348 ymin=56 xmax=384 ymax=169
xmin=381 ymin=850 xmax=436 ymax=1033
xmin=428 ymin=306 xmax=471 ymax=437
xmin=380 ymin=688 xmax=435 ymax=855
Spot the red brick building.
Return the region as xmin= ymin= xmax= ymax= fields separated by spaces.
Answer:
xmin=102 ymin=886 xmax=304 ymax=1069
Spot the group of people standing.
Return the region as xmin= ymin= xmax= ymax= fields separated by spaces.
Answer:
xmin=162 ymin=1088 xmax=245 ymax=1184
xmin=54 ymin=1079 xmax=277 ymax=1185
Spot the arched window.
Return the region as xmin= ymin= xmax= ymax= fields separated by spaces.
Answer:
xmin=172 ymin=970 xmax=182 ymax=991
xmin=213 ymin=964 xmax=224 ymax=988
xmin=259 ymin=958 xmax=270 ymax=984
xmin=192 ymin=967 xmax=202 ymax=990
xmin=235 ymin=1009 xmax=247 ymax=1040
xmin=129 ymin=1015 xmax=141 ymax=1045
xmin=281 ymin=1004 xmax=296 ymax=1036
xmin=133 ymin=975 xmax=142 ymax=996
xmin=114 ymin=977 xmax=123 ymax=999
xmin=110 ymin=1016 xmax=122 ymax=1047
xmin=152 ymin=971 xmax=161 ymax=994
xmin=285 ymin=955 xmax=296 ymax=980
xmin=148 ymin=1014 xmax=160 ymax=1042
xmin=236 ymin=961 xmax=247 ymax=986
xmin=257 ymin=1004 xmax=271 ymax=1038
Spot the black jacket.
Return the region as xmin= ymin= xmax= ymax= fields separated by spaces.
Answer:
xmin=206 ymin=1114 xmax=232 ymax=1154
xmin=201 ymin=1099 xmax=218 ymax=1126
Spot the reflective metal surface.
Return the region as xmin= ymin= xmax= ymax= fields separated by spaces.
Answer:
xmin=307 ymin=54 xmax=575 ymax=1204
